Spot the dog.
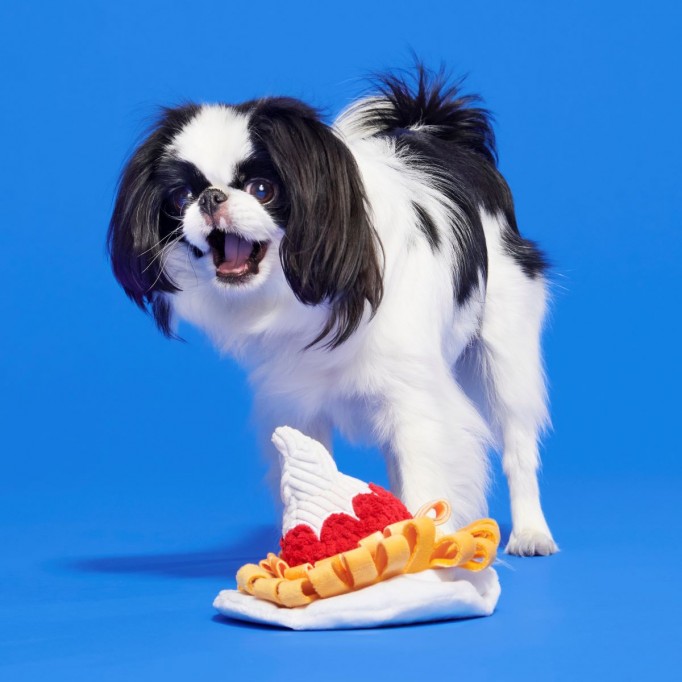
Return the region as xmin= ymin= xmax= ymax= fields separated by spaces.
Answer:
xmin=108 ymin=67 xmax=557 ymax=556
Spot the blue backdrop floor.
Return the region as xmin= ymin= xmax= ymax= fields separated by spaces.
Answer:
xmin=2 ymin=471 xmax=679 ymax=681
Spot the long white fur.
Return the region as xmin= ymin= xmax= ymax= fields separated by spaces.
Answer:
xmin=163 ymin=102 xmax=558 ymax=556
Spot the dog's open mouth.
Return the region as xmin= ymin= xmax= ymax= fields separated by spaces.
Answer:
xmin=207 ymin=229 xmax=269 ymax=282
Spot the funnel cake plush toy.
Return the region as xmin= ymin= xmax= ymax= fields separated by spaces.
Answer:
xmin=213 ymin=427 xmax=501 ymax=629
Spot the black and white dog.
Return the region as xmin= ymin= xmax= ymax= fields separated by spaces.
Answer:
xmin=109 ymin=67 xmax=557 ymax=555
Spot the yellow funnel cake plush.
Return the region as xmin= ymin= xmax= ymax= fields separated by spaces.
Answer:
xmin=213 ymin=427 xmax=501 ymax=630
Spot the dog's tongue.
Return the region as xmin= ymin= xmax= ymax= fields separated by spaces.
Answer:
xmin=218 ymin=234 xmax=252 ymax=274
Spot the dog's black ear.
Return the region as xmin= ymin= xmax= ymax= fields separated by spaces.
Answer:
xmin=107 ymin=106 xmax=198 ymax=336
xmin=250 ymin=98 xmax=384 ymax=348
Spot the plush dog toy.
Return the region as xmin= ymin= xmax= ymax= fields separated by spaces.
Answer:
xmin=214 ymin=427 xmax=501 ymax=629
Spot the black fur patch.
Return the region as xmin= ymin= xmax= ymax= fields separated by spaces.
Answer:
xmin=362 ymin=66 xmax=547 ymax=284
xmin=365 ymin=65 xmax=497 ymax=164
xmin=150 ymin=295 xmax=173 ymax=337
xmin=156 ymin=158 xmax=211 ymax=207
xmin=413 ymin=202 xmax=440 ymax=251
xmin=107 ymin=105 xmax=203 ymax=334
xmin=244 ymin=97 xmax=384 ymax=349
xmin=501 ymin=229 xmax=549 ymax=278
xmin=394 ymin=131 xmax=489 ymax=303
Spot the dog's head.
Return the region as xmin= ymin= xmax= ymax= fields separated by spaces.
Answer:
xmin=108 ymin=98 xmax=382 ymax=347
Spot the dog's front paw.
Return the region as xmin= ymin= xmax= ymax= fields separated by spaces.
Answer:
xmin=505 ymin=529 xmax=559 ymax=556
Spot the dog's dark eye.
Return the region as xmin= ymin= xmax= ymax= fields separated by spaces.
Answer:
xmin=244 ymin=178 xmax=277 ymax=204
xmin=169 ymin=186 xmax=194 ymax=214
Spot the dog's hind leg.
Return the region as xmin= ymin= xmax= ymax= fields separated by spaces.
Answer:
xmin=479 ymin=212 xmax=558 ymax=556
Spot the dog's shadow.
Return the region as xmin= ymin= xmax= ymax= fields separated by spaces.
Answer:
xmin=63 ymin=525 xmax=279 ymax=579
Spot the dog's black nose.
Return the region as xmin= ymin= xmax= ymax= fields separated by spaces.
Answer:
xmin=198 ymin=188 xmax=228 ymax=214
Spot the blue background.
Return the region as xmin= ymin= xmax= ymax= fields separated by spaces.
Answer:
xmin=1 ymin=1 xmax=680 ymax=679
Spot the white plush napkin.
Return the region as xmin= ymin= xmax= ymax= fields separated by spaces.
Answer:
xmin=213 ymin=565 xmax=500 ymax=630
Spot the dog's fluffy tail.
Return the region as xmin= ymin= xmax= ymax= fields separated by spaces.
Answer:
xmin=335 ymin=64 xmax=497 ymax=164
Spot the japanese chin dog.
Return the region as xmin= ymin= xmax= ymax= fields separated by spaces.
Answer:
xmin=108 ymin=66 xmax=557 ymax=556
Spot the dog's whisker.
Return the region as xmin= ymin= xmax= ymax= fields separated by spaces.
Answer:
xmin=139 ymin=226 xmax=184 ymax=257
xmin=146 ymin=238 xmax=180 ymax=292
xmin=142 ymin=235 xmax=184 ymax=274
